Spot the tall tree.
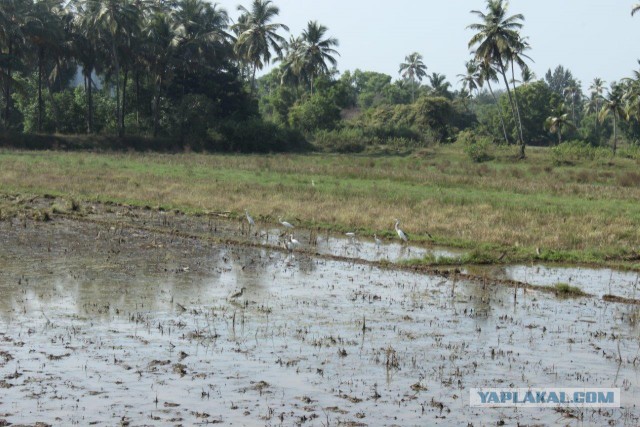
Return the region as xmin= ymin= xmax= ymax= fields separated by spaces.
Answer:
xmin=297 ymin=20 xmax=339 ymax=95
xmin=26 ymin=0 xmax=66 ymax=132
xmin=587 ymin=77 xmax=605 ymax=137
xmin=599 ymin=82 xmax=626 ymax=155
xmin=544 ymin=103 xmax=574 ymax=145
xmin=398 ymin=52 xmax=427 ymax=102
xmin=85 ymin=0 xmax=142 ymax=136
xmin=458 ymin=59 xmax=481 ymax=95
xmin=468 ymin=0 xmax=528 ymax=157
xmin=427 ymin=72 xmax=452 ymax=98
xmin=0 ymin=0 xmax=30 ymax=128
xmin=233 ymin=0 xmax=288 ymax=94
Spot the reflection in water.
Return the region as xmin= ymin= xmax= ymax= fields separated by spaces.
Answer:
xmin=0 ymin=218 xmax=638 ymax=426
xmin=475 ymin=264 xmax=640 ymax=299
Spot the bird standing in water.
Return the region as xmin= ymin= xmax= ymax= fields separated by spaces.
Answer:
xmin=279 ymin=217 xmax=294 ymax=228
xmin=245 ymin=210 xmax=255 ymax=227
xmin=394 ymin=219 xmax=408 ymax=242
xmin=229 ymin=287 xmax=246 ymax=300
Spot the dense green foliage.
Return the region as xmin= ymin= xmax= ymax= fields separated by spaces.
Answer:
xmin=0 ymin=0 xmax=639 ymax=154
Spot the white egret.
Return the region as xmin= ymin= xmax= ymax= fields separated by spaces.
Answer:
xmin=245 ymin=210 xmax=255 ymax=227
xmin=279 ymin=217 xmax=294 ymax=228
xmin=289 ymin=234 xmax=301 ymax=247
xmin=345 ymin=232 xmax=356 ymax=242
xmin=374 ymin=234 xmax=382 ymax=248
xmin=394 ymin=219 xmax=408 ymax=242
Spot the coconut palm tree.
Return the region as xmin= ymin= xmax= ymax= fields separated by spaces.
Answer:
xmin=84 ymin=0 xmax=142 ymax=137
xmin=0 ymin=0 xmax=30 ymax=128
xmin=599 ymin=82 xmax=627 ymax=155
xmin=427 ymin=72 xmax=452 ymax=98
xmin=233 ymin=0 xmax=288 ymax=94
xmin=563 ymin=82 xmax=581 ymax=125
xmin=458 ymin=59 xmax=481 ymax=95
xmin=398 ymin=52 xmax=427 ymax=102
xmin=26 ymin=0 xmax=66 ymax=132
xmin=544 ymin=104 xmax=575 ymax=145
xmin=297 ymin=20 xmax=339 ymax=95
xmin=69 ymin=0 xmax=100 ymax=133
xmin=142 ymin=10 xmax=177 ymax=136
xmin=520 ymin=66 xmax=536 ymax=86
xmin=587 ymin=77 xmax=605 ymax=137
xmin=468 ymin=0 xmax=528 ymax=157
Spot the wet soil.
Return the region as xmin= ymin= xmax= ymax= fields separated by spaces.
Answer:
xmin=0 ymin=195 xmax=638 ymax=426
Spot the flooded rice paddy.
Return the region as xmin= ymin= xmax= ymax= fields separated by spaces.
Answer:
xmin=0 ymin=198 xmax=639 ymax=426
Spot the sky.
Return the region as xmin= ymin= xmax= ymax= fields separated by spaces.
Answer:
xmin=211 ymin=0 xmax=640 ymax=92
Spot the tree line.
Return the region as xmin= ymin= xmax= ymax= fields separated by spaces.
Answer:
xmin=0 ymin=0 xmax=639 ymax=156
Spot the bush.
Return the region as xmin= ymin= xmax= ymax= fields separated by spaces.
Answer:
xmin=213 ymin=119 xmax=309 ymax=153
xmin=312 ymin=128 xmax=371 ymax=153
xmin=617 ymin=144 xmax=640 ymax=160
xmin=458 ymin=130 xmax=495 ymax=162
xmin=550 ymin=140 xmax=612 ymax=165
xmin=288 ymin=94 xmax=341 ymax=132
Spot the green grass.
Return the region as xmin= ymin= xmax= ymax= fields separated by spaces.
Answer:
xmin=1 ymin=144 xmax=640 ymax=267
xmin=552 ymin=282 xmax=587 ymax=297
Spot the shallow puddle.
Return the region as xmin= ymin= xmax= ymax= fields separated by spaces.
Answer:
xmin=0 ymin=217 xmax=639 ymax=426
xmin=473 ymin=264 xmax=640 ymax=299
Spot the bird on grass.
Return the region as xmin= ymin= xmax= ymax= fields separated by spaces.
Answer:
xmin=229 ymin=287 xmax=246 ymax=300
xmin=245 ymin=210 xmax=255 ymax=227
xmin=394 ymin=219 xmax=408 ymax=242
xmin=279 ymin=217 xmax=294 ymax=228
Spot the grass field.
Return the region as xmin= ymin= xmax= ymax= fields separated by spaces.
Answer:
xmin=1 ymin=144 xmax=640 ymax=267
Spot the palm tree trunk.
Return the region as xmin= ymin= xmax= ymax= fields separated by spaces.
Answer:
xmin=4 ymin=39 xmax=13 ymax=127
xmin=153 ymin=77 xmax=162 ymax=137
xmin=613 ymin=113 xmax=617 ymax=155
xmin=112 ymin=40 xmax=122 ymax=137
xmin=37 ymin=48 xmax=44 ymax=133
xmin=135 ymin=70 xmax=140 ymax=129
xmin=486 ymin=79 xmax=510 ymax=144
xmin=45 ymin=78 xmax=60 ymax=133
xmin=121 ymin=67 xmax=128 ymax=136
xmin=509 ymin=60 xmax=526 ymax=149
xmin=250 ymin=63 xmax=257 ymax=96
xmin=411 ymin=76 xmax=415 ymax=103
xmin=498 ymin=63 xmax=524 ymax=157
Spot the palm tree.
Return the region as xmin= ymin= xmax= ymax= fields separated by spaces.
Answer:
xmin=85 ymin=0 xmax=142 ymax=137
xmin=632 ymin=4 xmax=640 ymax=16
xmin=458 ymin=60 xmax=481 ymax=95
xmin=427 ymin=72 xmax=452 ymax=98
xmin=599 ymin=82 xmax=626 ymax=155
xmin=0 ymin=0 xmax=30 ymax=128
xmin=588 ymin=77 xmax=605 ymax=137
xmin=468 ymin=0 xmax=528 ymax=157
xmin=233 ymin=0 xmax=288 ymax=94
xmin=563 ymin=82 xmax=581 ymax=125
xmin=544 ymin=104 xmax=575 ymax=145
xmin=69 ymin=0 xmax=99 ymax=133
xmin=398 ymin=52 xmax=427 ymax=102
xmin=142 ymin=10 xmax=176 ymax=136
xmin=297 ymin=21 xmax=339 ymax=95
xmin=26 ymin=0 xmax=65 ymax=132
xmin=520 ymin=66 xmax=536 ymax=86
